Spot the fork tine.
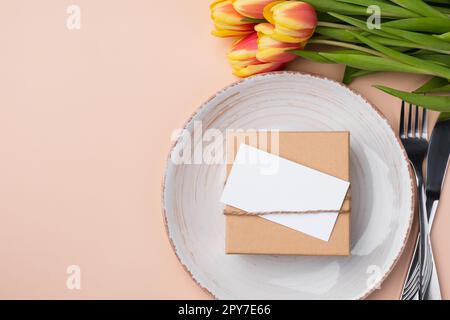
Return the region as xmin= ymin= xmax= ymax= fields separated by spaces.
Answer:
xmin=414 ymin=105 xmax=420 ymax=138
xmin=422 ymin=237 xmax=433 ymax=291
xmin=422 ymin=108 xmax=428 ymax=140
xmin=404 ymin=272 xmax=420 ymax=298
xmin=400 ymin=100 xmax=406 ymax=138
xmin=422 ymin=265 xmax=432 ymax=297
xmin=405 ymin=264 xmax=420 ymax=287
xmin=408 ymin=103 xmax=413 ymax=138
xmin=404 ymin=275 xmax=420 ymax=300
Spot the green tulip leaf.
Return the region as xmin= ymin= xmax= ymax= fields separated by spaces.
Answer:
xmin=302 ymin=0 xmax=370 ymax=16
xmin=343 ymin=66 xmax=359 ymax=84
xmin=423 ymin=84 xmax=450 ymax=93
xmin=375 ymin=85 xmax=450 ymax=112
xmin=241 ymin=18 xmax=266 ymax=23
xmin=342 ymin=67 xmax=374 ymax=84
xmin=439 ymin=113 xmax=450 ymax=121
xmin=412 ymin=53 xmax=450 ymax=66
xmin=380 ymin=28 xmax=450 ymax=52
xmin=336 ymin=0 xmax=420 ymax=18
xmin=383 ymin=18 xmax=450 ymax=34
xmin=348 ymin=31 xmax=450 ymax=79
xmin=315 ymin=27 xmax=359 ymax=42
xmin=329 ymin=12 xmax=450 ymax=54
xmin=388 ymin=0 xmax=448 ymax=19
xmin=435 ymin=32 xmax=450 ymax=42
xmin=414 ymin=77 xmax=450 ymax=93
xmin=290 ymin=50 xmax=336 ymax=63
xmin=328 ymin=13 xmax=408 ymax=40
xmin=319 ymin=52 xmax=430 ymax=74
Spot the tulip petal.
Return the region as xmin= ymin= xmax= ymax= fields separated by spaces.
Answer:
xmin=263 ymin=1 xmax=284 ymax=25
xmin=255 ymin=22 xmax=275 ymax=35
xmin=258 ymin=32 xmax=299 ymax=49
xmin=215 ymin=21 xmax=255 ymax=31
xmin=211 ymin=0 xmax=256 ymax=37
xmin=273 ymin=25 xmax=315 ymax=43
xmin=233 ymin=61 xmax=283 ymax=77
xmin=232 ymin=0 xmax=274 ymax=19
xmin=257 ymin=48 xmax=297 ymax=63
xmin=260 ymin=1 xmax=317 ymax=44
xmin=212 ymin=29 xmax=254 ymax=37
xmin=257 ymin=31 xmax=299 ymax=62
xmin=270 ymin=32 xmax=302 ymax=43
xmin=228 ymin=33 xmax=259 ymax=61
xmin=230 ymin=58 xmax=259 ymax=68
xmin=272 ymin=1 xmax=317 ymax=30
xmin=212 ymin=3 xmax=249 ymax=25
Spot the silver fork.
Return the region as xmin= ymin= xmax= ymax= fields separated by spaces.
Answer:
xmin=399 ymin=101 xmax=433 ymax=300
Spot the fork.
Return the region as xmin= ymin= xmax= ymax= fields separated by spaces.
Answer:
xmin=399 ymin=101 xmax=433 ymax=300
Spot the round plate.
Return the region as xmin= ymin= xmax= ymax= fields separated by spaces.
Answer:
xmin=162 ymin=72 xmax=414 ymax=299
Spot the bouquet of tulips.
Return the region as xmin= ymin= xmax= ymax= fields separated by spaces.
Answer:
xmin=210 ymin=0 xmax=450 ymax=118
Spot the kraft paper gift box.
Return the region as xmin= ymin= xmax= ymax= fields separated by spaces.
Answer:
xmin=224 ymin=131 xmax=351 ymax=256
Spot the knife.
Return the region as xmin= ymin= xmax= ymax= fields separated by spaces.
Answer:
xmin=424 ymin=119 xmax=450 ymax=300
xmin=426 ymin=119 xmax=450 ymax=226
xmin=400 ymin=119 xmax=450 ymax=300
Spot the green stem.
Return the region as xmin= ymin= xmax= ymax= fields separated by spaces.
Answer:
xmin=368 ymin=36 xmax=450 ymax=54
xmin=308 ymin=39 xmax=386 ymax=57
xmin=317 ymin=21 xmax=359 ymax=30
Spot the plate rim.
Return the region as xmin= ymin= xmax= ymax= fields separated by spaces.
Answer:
xmin=161 ymin=71 xmax=416 ymax=300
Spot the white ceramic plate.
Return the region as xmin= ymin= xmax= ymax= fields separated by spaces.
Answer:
xmin=162 ymin=72 xmax=414 ymax=300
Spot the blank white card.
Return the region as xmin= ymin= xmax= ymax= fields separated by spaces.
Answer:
xmin=220 ymin=144 xmax=350 ymax=241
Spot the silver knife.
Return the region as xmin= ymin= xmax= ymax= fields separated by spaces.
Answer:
xmin=400 ymin=119 xmax=450 ymax=300
xmin=424 ymin=119 xmax=450 ymax=299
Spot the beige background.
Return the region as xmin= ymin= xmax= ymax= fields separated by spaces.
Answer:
xmin=0 ymin=0 xmax=448 ymax=299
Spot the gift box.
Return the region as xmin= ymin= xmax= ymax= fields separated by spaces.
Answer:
xmin=224 ymin=131 xmax=351 ymax=256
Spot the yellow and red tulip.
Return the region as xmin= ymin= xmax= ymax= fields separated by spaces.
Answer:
xmin=255 ymin=23 xmax=300 ymax=63
xmin=263 ymin=1 xmax=317 ymax=43
xmin=227 ymin=32 xmax=283 ymax=77
xmin=231 ymin=0 xmax=275 ymax=19
xmin=211 ymin=1 xmax=318 ymax=77
xmin=210 ymin=0 xmax=256 ymax=37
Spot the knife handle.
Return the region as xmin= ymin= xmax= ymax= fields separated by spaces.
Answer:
xmin=428 ymin=200 xmax=439 ymax=232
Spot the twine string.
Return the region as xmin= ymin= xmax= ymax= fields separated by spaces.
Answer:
xmin=224 ymin=209 xmax=350 ymax=216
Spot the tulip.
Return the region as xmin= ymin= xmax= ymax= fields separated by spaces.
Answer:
xmin=210 ymin=0 xmax=256 ymax=37
xmin=255 ymin=23 xmax=301 ymax=63
xmin=231 ymin=0 xmax=275 ymax=19
xmin=228 ymin=33 xmax=283 ymax=77
xmin=263 ymin=1 xmax=317 ymax=43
